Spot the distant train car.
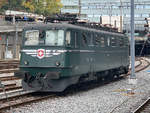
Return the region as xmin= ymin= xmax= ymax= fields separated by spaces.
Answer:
xmin=15 ymin=20 xmax=129 ymax=92
xmin=135 ymin=36 xmax=150 ymax=56
xmin=5 ymin=15 xmax=35 ymax=22
xmin=5 ymin=15 xmax=13 ymax=22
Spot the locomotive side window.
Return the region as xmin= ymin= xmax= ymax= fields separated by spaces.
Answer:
xmin=75 ymin=32 xmax=79 ymax=48
xmin=107 ymin=37 xmax=110 ymax=46
xmin=95 ymin=34 xmax=100 ymax=46
xmin=82 ymin=33 xmax=88 ymax=46
xmin=111 ymin=37 xmax=117 ymax=47
xmin=125 ymin=38 xmax=129 ymax=46
xmin=45 ymin=30 xmax=64 ymax=46
xmin=66 ymin=31 xmax=71 ymax=45
xmin=119 ymin=37 xmax=124 ymax=47
xmin=24 ymin=30 xmax=39 ymax=45
xmin=89 ymin=33 xmax=94 ymax=47
xmin=100 ymin=37 xmax=105 ymax=47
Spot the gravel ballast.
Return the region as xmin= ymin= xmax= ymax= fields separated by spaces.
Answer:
xmin=5 ymin=58 xmax=150 ymax=113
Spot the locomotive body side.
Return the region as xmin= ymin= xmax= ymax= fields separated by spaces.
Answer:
xmin=15 ymin=23 xmax=129 ymax=92
xmin=66 ymin=28 xmax=129 ymax=81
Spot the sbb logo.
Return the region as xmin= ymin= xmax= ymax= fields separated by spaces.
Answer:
xmin=37 ymin=49 xmax=45 ymax=59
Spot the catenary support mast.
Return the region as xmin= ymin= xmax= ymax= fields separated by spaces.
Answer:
xmin=130 ymin=0 xmax=136 ymax=82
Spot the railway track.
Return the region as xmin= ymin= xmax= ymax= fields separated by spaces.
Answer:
xmin=0 ymin=84 xmax=22 ymax=93
xmin=0 ymin=76 xmax=20 ymax=81
xmin=108 ymin=57 xmax=150 ymax=113
xmin=0 ymin=60 xmax=19 ymax=74
xmin=0 ymin=92 xmax=57 ymax=112
xmin=0 ymin=57 xmax=149 ymax=112
xmin=131 ymin=58 xmax=150 ymax=113
xmin=128 ymin=57 xmax=150 ymax=75
xmin=0 ymin=68 xmax=19 ymax=74
xmin=133 ymin=98 xmax=150 ymax=113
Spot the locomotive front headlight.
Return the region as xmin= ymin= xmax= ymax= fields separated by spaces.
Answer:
xmin=24 ymin=61 xmax=28 ymax=65
xmin=55 ymin=61 xmax=60 ymax=66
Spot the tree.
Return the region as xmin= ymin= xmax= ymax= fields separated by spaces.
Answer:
xmin=44 ymin=0 xmax=63 ymax=16
xmin=23 ymin=0 xmax=63 ymax=16
xmin=0 ymin=0 xmax=7 ymax=8
xmin=22 ymin=0 xmax=35 ymax=12
xmin=1 ymin=0 xmax=25 ymax=11
xmin=0 ymin=0 xmax=7 ymax=12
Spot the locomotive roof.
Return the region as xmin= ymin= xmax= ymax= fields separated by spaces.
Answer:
xmin=24 ymin=23 xmax=125 ymax=37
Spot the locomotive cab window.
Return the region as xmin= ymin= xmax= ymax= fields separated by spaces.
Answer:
xmin=45 ymin=30 xmax=64 ymax=46
xmin=24 ymin=30 xmax=39 ymax=45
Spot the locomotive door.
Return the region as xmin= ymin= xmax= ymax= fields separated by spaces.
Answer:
xmin=81 ymin=31 xmax=92 ymax=75
xmin=71 ymin=30 xmax=80 ymax=75
xmin=89 ymin=33 xmax=95 ymax=74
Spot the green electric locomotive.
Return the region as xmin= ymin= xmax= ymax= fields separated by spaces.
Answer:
xmin=15 ymin=21 xmax=129 ymax=92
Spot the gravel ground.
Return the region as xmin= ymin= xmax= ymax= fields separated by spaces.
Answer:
xmin=5 ymin=58 xmax=150 ymax=113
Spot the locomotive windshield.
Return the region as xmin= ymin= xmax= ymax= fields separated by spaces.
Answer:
xmin=24 ymin=30 xmax=39 ymax=45
xmin=24 ymin=29 xmax=65 ymax=46
xmin=45 ymin=30 xmax=64 ymax=46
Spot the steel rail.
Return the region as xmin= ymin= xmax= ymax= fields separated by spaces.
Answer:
xmin=133 ymin=97 xmax=150 ymax=113
xmin=4 ymin=83 xmax=16 ymax=87
xmin=0 ymin=68 xmax=19 ymax=74
xmin=135 ymin=58 xmax=150 ymax=72
xmin=0 ymin=92 xmax=56 ymax=112
xmin=0 ymin=60 xmax=19 ymax=73
xmin=127 ymin=57 xmax=150 ymax=75
xmin=0 ymin=76 xmax=20 ymax=81
xmin=0 ymin=86 xmax=22 ymax=93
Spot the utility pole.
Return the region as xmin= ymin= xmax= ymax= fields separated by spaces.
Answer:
xmin=129 ymin=0 xmax=137 ymax=84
